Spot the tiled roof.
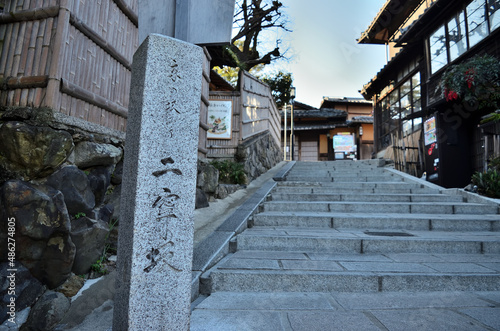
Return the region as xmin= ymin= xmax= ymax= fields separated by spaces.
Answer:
xmin=350 ymin=116 xmax=374 ymax=124
xmin=322 ymin=97 xmax=372 ymax=104
xmin=281 ymin=108 xmax=347 ymax=119
xmin=209 ymin=70 xmax=234 ymax=91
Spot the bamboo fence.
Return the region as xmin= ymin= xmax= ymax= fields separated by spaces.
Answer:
xmin=0 ymin=1 xmax=269 ymax=160
xmin=0 ymin=0 xmax=138 ymax=132
xmin=207 ymin=70 xmax=281 ymax=158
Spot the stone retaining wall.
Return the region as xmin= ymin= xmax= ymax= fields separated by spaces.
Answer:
xmin=235 ymin=131 xmax=282 ymax=182
xmin=0 ymin=106 xmax=125 ymax=325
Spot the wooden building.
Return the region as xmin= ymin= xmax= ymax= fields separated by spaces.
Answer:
xmin=282 ymin=97 xmax=374 ymax=161
xmin=360 ymin=0 xmax=500 ymax=187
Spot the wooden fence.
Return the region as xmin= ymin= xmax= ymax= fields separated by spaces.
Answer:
xmin=199 ymin=47 xmax=211 ymax=158
xmin=389 ymin=130 xmax=424 ymax=177
xmin=0 ymin=2 xmax=270 ymax=160
xmin=0 ymin=0 xmax=212 ymax=158
xmin=207 ymin=70 xmax=281 ymax=158
xmin=0 ymin=0 xmax=138 ymax=132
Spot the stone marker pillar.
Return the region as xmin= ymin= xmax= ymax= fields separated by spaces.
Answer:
xmin=113 ymin=34 xmax=203 ymax=330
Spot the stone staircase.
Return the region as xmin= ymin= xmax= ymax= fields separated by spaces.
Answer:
xmin=200 ymin=161 xmax=500 ymax=294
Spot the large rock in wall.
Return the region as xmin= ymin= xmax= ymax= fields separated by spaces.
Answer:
xmin=0 ymin=121 xmax=74 ymax=180
xmin=70 ymin=216 xmax=109 ymax=275
xmin=0 ymin=180 xmax=76 ymax=289
xmin=236 ymin=132 xmax=282 ymax=181
xmin=0 ymin=107 xmax=128 ymax=327
xmin=0 ymin=107 xmax=124 ymax=284
xmin=73 ymin=141 xmax=122 ymax=168
xmin=45 ymin=166 xmax=96 ymax=216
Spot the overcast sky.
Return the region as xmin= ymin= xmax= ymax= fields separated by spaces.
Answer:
xmin=266 ymin=0 xmax=388 ymax=108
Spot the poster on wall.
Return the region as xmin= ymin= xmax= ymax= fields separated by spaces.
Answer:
xmin=207 ymin=100 xmax=232 ymax=139
xmin=424 ymin=116 xmax=437 ymax=146
xmin=333 ymin=133 xmax=355 ymax=152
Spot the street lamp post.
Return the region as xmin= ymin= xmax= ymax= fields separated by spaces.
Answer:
xmin=283 ymin=102 xmax=287 ymax=160
xmin=290 ymin=87 xmax=296 ymax=161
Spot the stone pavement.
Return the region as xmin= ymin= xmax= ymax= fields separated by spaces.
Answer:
xmin=190 ymin=160 xmax=500 ymax=331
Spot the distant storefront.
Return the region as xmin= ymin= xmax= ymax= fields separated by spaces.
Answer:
xmin=281 ymin=98 xmax=374 ymax=161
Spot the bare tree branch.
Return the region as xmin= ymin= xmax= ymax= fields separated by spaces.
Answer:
xmin=215 ymin=0 xmax=289 ymax=71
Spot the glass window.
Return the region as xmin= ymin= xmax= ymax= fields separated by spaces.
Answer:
xmin=467 ymin=0 xmax=488 ymax=47
xmin=413 ymin=98 xmax=422 ymax=113
xmin=448 ymin=12 xmax=468 ymax=61
xmin=390 ymin=90 xmax=400 ymax=120
xmin=401 ymin=80 xmax=412 ymax=97
xmin=412 ymin=88 xmax=421 ymax=103
xmin=411 ymin=72 xmax=420 ymax=88
xmin=414 ymin=117 xmax=423 ymax=131
xmin=401 ymin=95 xmax=411 ymax=118
xmin=489 ymin=0 xmax=500 ymax=31
xmin=430 ymin=25 xmax=447 ymax=74
xmin=411 ymin=72 xmax=421 ymax=114
xmin=403 ymin=120 xmax=412 ymax=135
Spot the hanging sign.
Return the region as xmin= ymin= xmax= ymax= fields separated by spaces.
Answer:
xmin=207 ymin=100 xmax=232 ymax=139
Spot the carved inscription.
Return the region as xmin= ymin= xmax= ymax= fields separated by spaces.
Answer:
xmin=144 ymin=157 xmax=184 ymax=273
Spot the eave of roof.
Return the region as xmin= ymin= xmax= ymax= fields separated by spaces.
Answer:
xmin=358 ymin=0 xmax=422 ymax=44
xmin=321 ymin=97 xmax=372 ymax=109
xmin=395 ymin=0 xmax=458 ymax=47
xmin=282 ymin=123 xmax=350 ymax=131
xmin=292 ymin=100 xmax=317 ymax=110
xmin=350 ymin=116 xmax=374 ymax=124
xmin=209 ymin=70 xmax=235 ymax=91
xmin=289 ymin=109 xmax=347 ymax=119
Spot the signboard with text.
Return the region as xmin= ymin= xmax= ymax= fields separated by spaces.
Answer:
xmin=207 ymin=100 xmax=232 ymax=139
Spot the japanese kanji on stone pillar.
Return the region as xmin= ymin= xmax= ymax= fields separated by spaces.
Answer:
xmin=113 ymin=1 xmax=234 ymax=330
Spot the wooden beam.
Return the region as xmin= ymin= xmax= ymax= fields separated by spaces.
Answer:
xmin=0 ymin=75 xmax=48 ymax=90
xmin=0 ymin=6 xmax=59 ymax=23
xmin=60 ymin=79 xmax=128 ymax=118
xmin=112 ymin=0 xmax=138 ymax=27
xmin=69 ymin=13 xmax=132 ymax=70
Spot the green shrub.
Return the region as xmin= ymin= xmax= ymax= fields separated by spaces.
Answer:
xmin=471 ymin=165 xmax=500 ymax=198
xmin=74 ymin=212 xmax=86 ymax=219
xmin=488 ymin=155 xmax=500 ymax=172
xmin=210 ymin=160 xmax=247 ymax=185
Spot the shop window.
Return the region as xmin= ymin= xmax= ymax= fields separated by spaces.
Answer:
xmin=430 ymin=25 xmax=447 ymax=74
xmin=400 ymin=95 xmax=411 ymax=118
xmin=411 ymin=72 xmax=421 ymax=114
xmin=489 ymin=0 xmax=500 ymax=31
xmin=403 ymin=120 xmax=412 ymax=136
xmin=467 ymin=0 xmax=489 ymax=47
xmin=377 ymin=72 xmax=423 ymax=146
xmin=448 ymin=12 xmax=468 ymax=61
xmin=428 ymin=0 xmax=499 ymax=77
xmin=414 ymin=117 xmax=423 ymax=131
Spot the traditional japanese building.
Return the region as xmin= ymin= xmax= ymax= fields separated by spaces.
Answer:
xmin=281 ymin=97 xmax=373 ymax=161
xmin=360 ymin=0 xmax=500 ymax=187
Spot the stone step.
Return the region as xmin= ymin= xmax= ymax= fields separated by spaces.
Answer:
xmin=261 ymin=201 xmax=499 ymax=214
xmin=235 ymin=228 xmax=500 ymax=254
xmin=285 ymin=175 xmax=402 ymax=182
xmin=270 ymin=193 xmax=464 ymax=203
xmin=286 ymin=170 xmax=390 ymax=176
xmin=191 ymin=291 xmax=500 ymax=330
xmin=253 ymin=212 xmax=500 ymax=231
xmin=204 ymin=251 xmax=500 ymax=293
xmin=273 ymin=186 xmax=440 ymax=195
xmin=276 ymin=181 xmax=425 ymax=190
